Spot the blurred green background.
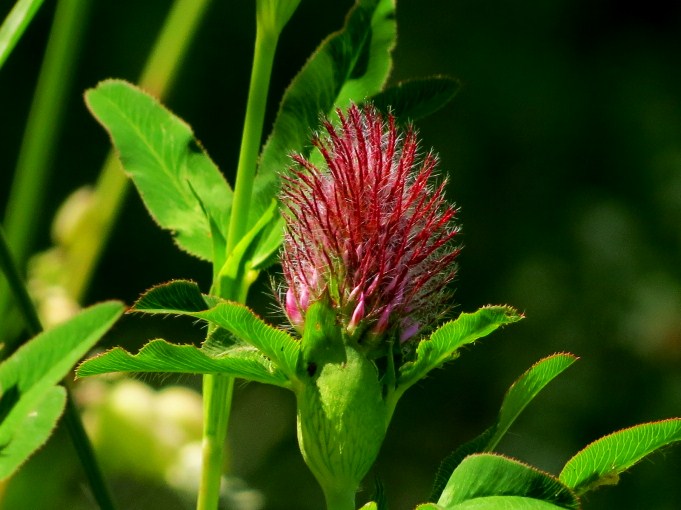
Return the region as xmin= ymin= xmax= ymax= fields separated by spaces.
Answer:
xmin=1 ymin=0 xmax=681 ymax=509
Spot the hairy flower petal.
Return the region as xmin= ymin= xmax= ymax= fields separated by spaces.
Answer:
xmin=280 ymin=104 xmax=460 ymax=344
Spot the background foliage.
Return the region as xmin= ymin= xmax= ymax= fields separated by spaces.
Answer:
xmin=1 ymin=0 xmax=680 ymax=508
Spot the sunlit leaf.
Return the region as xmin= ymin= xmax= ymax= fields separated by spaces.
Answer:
xmin=0 ymin=301 xmax=123 ymax=480
xmin=192 ymin=303 xmax=300 ymax=380
xmin=0 ymin=385 xmax=65 ymax=480
xmin=131 ymin=281 xmax=300 ymax=379
xmin=397 ymin=306 xmax=522 ymax=394
xmin=0 ymin=301 xmax=124 ymax=394
xmin=85 ymin=79 xmax=232 ymax=261
xmin=429 ymin=428 xmax=496 ymax=503
xmin=132 ymin=280 xmax=212 ymax=314
xmin=76 ymin=339 xmax=290 ymax=388
xmin=438 ymin=454 xmax=579 ymax=510
xmin=559 ymin=418 xmax=681 ymax=495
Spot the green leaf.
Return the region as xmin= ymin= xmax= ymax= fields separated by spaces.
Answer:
xmin=416 ymin=505 xmax=446 ymax=510
xmin=0 ymin=301 xmax=124 ymax=394
xmin=488 ymin=353 xmax=577 ymax=451
xmin=397 ymin=306 xmax=522 ymax=393
xmin=85 ymin=79 xmax=233 ymax=261
xmin=429 ymin=428 xmax=497 ymax=503
xmin=131 ymin=281 xmax=301 ymax=379
xmin=76 ymin=339 xmax=290 ymax=388
xmin=368 ymin=76 xmax=460 ymax=123
xmin=0 ymin=385 xmax=66 ymax=480
xmin=438 ymin=454 xmax=579 ymax=510
xmin=429 ymin=354 xmax=577 ymax=502
xmin=132 ymin=280 xmax=211 ymax=314
xmin=447 ymin=497 xmax=578 ymax=510
xmin=0 ymin=301 xmax=123 ymax=480
xmin=192 ymin=303 xmax=300 ymax=380
xmin=251 ymin=0 xmax=397 ymax=240
xmin=559 ymin=418 xmax=681 ymax=495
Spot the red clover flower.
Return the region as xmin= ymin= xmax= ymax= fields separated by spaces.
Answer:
xmin=281 ymin=104 xmax=460 ymax=347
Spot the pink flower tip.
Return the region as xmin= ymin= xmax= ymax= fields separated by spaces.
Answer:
xmin=280 ymin=103 xmax=460 ymax=346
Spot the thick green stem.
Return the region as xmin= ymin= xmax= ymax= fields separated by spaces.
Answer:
xmin=323 ymin=487 xmax=356 ymax=510
xmin=196 ymin=374 xmax=235 ymax=510
xmin=197 ymin=16 xmax=280 ymax=510
xmin=0 ymin=226 xmax=117 ymax=509
xmin=226 ymin=28 xmax=277 ymax=254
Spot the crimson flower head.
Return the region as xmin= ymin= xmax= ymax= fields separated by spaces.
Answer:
xmin=280 ymin=104 xmax=460 ymax=347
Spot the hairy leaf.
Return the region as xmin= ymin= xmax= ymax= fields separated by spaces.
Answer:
xmin=438 ymin=454 xmax=579 ymax=509
xmin=192 ymin=303 xmax=300 ymax=380
xmin=76 ymin=339 xmax=290 ymax=388
xmin=559 ymin=418 xmax=681 ymax=495
xmin=132 ymin=280 xmax=211 ymax=314
xmin=488 ymin=353 xmax=577 ymax=451
xmin=397 ymin=306 xmax=522 ymax=393
xmin=85 ymin=79 xmax=232 ymax=260
xmin=430 ymin=353 xmax=577 ymax=501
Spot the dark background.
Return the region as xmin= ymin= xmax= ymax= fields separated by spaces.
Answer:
xmin=1 ymin=0 xmax=681 ymax=508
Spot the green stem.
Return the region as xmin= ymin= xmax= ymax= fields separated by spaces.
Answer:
xmin=198 ymin=16 xmax=280 ymax=510
xmin=323 ymin=487 xmax=356 ymax=510
xmin=196 ymin=374 xmax=235 ymax=510
xmin=0 ymin=0 xmax=91 ymax=346
xmin=0 ymin=226 xmax=41 ymax=339
xmin=226 ymin=27 xmax=277 ymax=254
xmin=63 ymin=389 xmax=117 ymax=510
xmin=0 ymin=226 xmax=117 ymax=510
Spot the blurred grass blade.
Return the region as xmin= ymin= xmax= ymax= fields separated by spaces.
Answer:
xmin=438 ymin=453 xmax=579 ymax=509
xmin=559 ymin=418 xmax=681 ymax=495
xmin=85 ymin=79 xmax=233 ymax=261
xmin=0 ymin=0 xmax=46 ymax=71
xmin=77 ymin=339 xmax=291 ymax=388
